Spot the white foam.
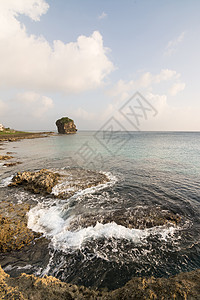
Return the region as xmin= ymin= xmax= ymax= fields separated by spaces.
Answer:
xmin=51 ymin=171 xmax=118 ymax=198
xmin=52 ymin=181 xmax=75 ymax=196
xmin=0 ymin=175 xmax=13 ymax=187
xmin=28 ymin=204 xmax=177 ymax=253
xmin=4 ymin=264 xmax=32 ymax=271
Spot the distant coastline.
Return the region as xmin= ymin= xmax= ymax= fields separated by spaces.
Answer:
xmin=0 ymin=131 xmax=54 ymax=142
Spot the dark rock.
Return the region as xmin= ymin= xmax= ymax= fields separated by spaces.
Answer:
xmin=56 ymin=117 xmax=77 ymax=134
xmin=3 ymin=162 xmax=22 ymax=167
xmin=68 ymin=207 xmax=182 ymax=231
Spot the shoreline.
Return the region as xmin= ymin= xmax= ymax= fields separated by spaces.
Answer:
xmin=0 ymin=265 xmax=200 ymax=299
xmin=0 ymin=131 xmax=55 ymax=142
xmin=0 ymin=135 xmax=200 ymax=298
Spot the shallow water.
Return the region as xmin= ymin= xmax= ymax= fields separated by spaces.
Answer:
xmin=0 ymin=131 xmax=200 ymax=290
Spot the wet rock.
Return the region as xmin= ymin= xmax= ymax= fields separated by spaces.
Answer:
xmin=9 ymin=169 xmax=61 ymax=195
xmin=0 ymin=237 xmax=50 ymax=278
xmin=0 ymin=202 xmax=41 ymax=252
xmin=3 ymin=162 xmax=22 ymax=167
xmin=56 ymin=117 xmax=77 ymax=134
xmin=0 ymin=155 xmax=13 ymax=160
xmin=54 ymin=169 xmax=109 ymax=199
xmin=69 ymin=207 xmax=181 ymax=231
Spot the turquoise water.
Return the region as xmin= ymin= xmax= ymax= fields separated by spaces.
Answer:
xmin=0 ymin=131 xmax=200 ymax=289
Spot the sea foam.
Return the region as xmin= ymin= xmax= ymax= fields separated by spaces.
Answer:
xmin=28 ymin=203 xmax=177 ymax=253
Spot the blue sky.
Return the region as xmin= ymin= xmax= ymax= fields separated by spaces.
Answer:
xmin=0 ymin=0 xmax=200 ymax=131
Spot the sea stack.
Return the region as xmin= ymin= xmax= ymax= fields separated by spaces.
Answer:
xmin=56 ymin=117 xmax=77 ymax=134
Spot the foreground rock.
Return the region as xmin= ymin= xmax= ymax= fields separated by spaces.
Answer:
xmin=0 ymin=266 xmax=200 ymax=299
xmin=56 ymin=117 xmax=77 ymax=134
xmin=9 ymin=168 xmax=109 ymax=198
xmin=0 ymin=202 xmax=41 ymax=252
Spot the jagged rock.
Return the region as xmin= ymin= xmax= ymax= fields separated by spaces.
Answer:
xmin=0 ymin=265 xmax=200 ymax=299
xmin=0 ymin=202 xmax=41 ymax=252
xmin=56 ymin=117 xmax=77 ymax=134
xmin=9 ymin=169 xmax=61 ymax=194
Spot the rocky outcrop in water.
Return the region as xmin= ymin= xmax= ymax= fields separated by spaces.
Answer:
xmin=9 ymin=169 xmax=61 ymax=195
xmin=0 ymin=265 xmax=200 ymax=299
xmin=56 ymin=117 xmax=77 ymax=134
xmin=0 ymin=202 xmax=40 ymax=252
xmin=9 ymin=168 xmax=109 ymax=198
xmin=68 ymin=207 xmax=182 ymax=231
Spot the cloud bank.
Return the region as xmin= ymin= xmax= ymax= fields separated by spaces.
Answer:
xmin=108 ymin=69 xmax=185 ymax=99
xmin=0 ymin=0 xmax=114 ymax=93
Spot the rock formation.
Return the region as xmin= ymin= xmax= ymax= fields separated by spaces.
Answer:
xmin=9 ymin=169 xmax=61 ymax=195
xmin=56 ymin=117 xmax=77 ymax=134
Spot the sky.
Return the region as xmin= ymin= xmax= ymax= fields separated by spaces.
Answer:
xmin=0 ymin=0 xmax=200 ymax=131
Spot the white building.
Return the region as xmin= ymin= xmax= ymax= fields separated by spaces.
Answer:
xmin=0 ymin=124 xmax=4 ymax=131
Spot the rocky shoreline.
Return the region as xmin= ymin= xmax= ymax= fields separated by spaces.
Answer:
xmin=0 ymin=265 xmax=200 ymax=299
xmin=1 ymin=136 xmax=200 ymax=299
xmin=0 ymin=131 xmax=54 ymax=142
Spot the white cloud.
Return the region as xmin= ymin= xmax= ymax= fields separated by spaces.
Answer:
xmin=164 ymin=31 xmax=186 ymax=56
xmin=98 ymin=12 xmax=107 ymax=20
xmin=15 ymin=91 xmax=54 ymax=118
xmin=0 ymin=0 xmax=114 ymax=93
xmin=169 ymin=82 xmax=185 ymax=96
xmin=108 ymin=69 xmax=181 ymax=99
xmin=72 ymin=107 xmax=96 ymax=121
xmin=0 ymin=0 xmax=49 ymax=22
xmin=146 ymin=93 xmax=167 ymax=114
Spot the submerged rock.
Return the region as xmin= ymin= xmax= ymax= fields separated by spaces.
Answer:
xmin=56 ymin=117 xmax=77 ymax=134
xmin=0 ymin=265 xmax=200 ymax=299
xmin=68 ymin=207 xmax=181 ymax=231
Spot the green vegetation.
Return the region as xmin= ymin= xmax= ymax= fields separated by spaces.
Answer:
xmin=0 ymin=130 xmax=28 ymax=135
xmin=57 ymin=117 xmax=73 ymax=124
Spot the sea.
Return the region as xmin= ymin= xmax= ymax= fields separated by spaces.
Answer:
xmin=0 ymin=131 xmax=200 ymax=290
